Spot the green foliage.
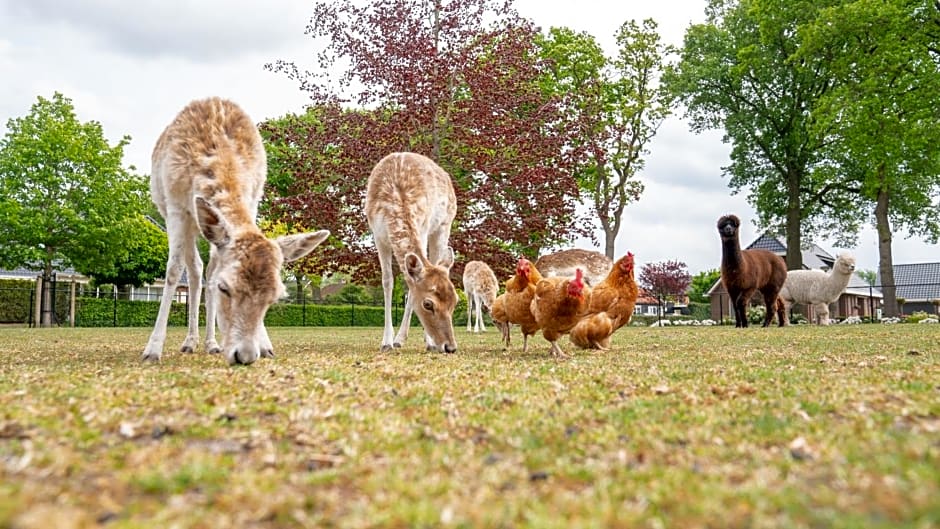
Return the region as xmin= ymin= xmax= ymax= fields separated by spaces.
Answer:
xmin=71 ymin=297 xmax=393 ymax=328
xmin=688 ymin=269 xmax=721 ymax=303
xmin=747 ymin=304 xmax=767 ymax=325
xmin=88 ymin=215 xmax=169 ymax=288
xmin=0 ymin=93 xmax=150 ymax=278
xmin=687 ymin=301 xmax=711 ymax=320
xmin=667 ymin=0 xmax=855 ymax=270
xmin=0 ymin=280 xmax=34 ymax=323
xmin=906 ymin=311 xmax=931 ymax=324
xmin=536 ymin=20 xmax=674 ymax=256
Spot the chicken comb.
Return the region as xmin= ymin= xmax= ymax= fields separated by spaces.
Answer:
xmin=568 ymin=268 xmax=585 ymax=296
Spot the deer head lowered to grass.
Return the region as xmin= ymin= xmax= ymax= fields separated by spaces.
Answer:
xmin=365 ymin=152 xmax=458 ymax=353
xmin=143 ymin=97 xmax=329 ymax=365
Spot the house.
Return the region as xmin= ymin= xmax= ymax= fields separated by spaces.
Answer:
xmin=707 ymin=233 xmax=882 ymax=323
xmin=878 ymin=262 xmax=940 ymax=315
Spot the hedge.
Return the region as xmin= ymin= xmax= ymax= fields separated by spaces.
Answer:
xmin=72 ymin=297 xmax=422 ymax=328
xmin=0 ymin=280 xmax=69 ymax=324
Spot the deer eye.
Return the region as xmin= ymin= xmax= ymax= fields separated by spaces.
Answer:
xmin=218 ymin=281 xmax=231 ymax=297
xmin=422 ymin=299 xmax=434 ymax=312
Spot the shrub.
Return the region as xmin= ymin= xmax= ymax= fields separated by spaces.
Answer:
xmin=906 ymin=311 xmax=932 ymax=323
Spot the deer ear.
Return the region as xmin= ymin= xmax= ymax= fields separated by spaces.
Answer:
xmin=277 ymin=230 xmax=330 ymax=262
xmin=437 ymin=247 xmax=455 ymax=271
xmin=194 ymin=197 xmax=231 ymax=247
xmin=405 ymin=253 xmax=425 ymax=283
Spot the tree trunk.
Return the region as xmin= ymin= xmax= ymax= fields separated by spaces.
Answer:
xmin=874 ymin=182 xmax=898 ymax=317
xmin=785 ymin=168 xmax=803 ymax=270
xmin=603 ymin=226 xmax=616 ymax=260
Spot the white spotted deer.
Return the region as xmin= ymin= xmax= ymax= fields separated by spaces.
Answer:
xmin=365 ymin=152 xmax=458 ymax=353
xmin=462 ymin=260 xmax=498 ymax=333
xmin=143 ymin=97 xmax=329 ymax=365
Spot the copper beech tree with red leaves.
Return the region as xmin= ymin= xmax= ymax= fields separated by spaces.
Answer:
xmin=639 ymin=260 xmax=692 ymax=311
xmin=262 ymin=0 xmax=591 ymax=284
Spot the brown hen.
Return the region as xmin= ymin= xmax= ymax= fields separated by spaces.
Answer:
xmin=569 ymin=252 xmax=638 ymax=350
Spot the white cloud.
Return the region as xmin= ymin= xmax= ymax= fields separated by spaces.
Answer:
xmin=0 ymin=0 xmax=934 ymax=275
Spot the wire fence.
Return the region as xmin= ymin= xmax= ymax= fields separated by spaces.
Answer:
xmin=0 ymin=278 xmax=423 ymax=328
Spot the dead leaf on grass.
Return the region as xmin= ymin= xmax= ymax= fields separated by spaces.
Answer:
xmin=0 ymin=421 xmax=30 ymax=439
xmin=652 ymin=384 xmax=671 ymax=395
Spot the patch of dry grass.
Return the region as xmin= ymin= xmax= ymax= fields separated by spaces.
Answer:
xmin=0 ymin=324 xmax=937 ymax=528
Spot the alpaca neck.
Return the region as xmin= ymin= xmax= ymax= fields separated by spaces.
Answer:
xmin=721 ymin=237 xmax=743 ymax=270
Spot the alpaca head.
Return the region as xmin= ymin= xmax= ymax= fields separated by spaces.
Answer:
xmin=717 ymin=214 xmax=740 ymax=241
xmin=834 ymin=252 xmax=856 ymax=275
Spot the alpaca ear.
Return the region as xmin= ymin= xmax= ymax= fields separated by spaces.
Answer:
xmin=277 ymin=230 xmax=330 ymax=262
xmin=194 ymin=197 xmax=231 ymax=248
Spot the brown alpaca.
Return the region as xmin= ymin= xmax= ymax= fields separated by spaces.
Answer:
xmin=717 ymin=214 xmax=787 ymax=328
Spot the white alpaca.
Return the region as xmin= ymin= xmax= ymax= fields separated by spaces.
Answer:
xmin=463 ymin=260 xmax=498 ymax=333
xmin=779 ymin=252 xmax=856 ymax=325
xmin=144 ymin=97 xmax=329 ymax=365
xmin=365 ymin=152 xmax=458 ymax=353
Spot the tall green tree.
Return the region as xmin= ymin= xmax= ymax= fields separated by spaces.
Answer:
xmin=688 ymin=268 xmax=721 ymax=303
xmin=537 ymin=20 xmax=675 ymax=258
xmin=667 ymin=0 xmax=855 ymax=271
xmin=90 ymin=215 xmax=168 ymax=292
xmin=799 ymin=0 xmax=940 ymax=317
xmin=0 ymin=93 xmax=150 ymax=324
xmin=265 ymin=0 xmax=588 ymax=283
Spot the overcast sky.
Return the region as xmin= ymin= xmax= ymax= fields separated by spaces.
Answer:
xmin=0 ymin=0 xmax=935 ymax=274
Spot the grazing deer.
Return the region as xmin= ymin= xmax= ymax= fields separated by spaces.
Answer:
xmin=365 ymin=152 xmax=458 ymax=353
xmin=463 ymin=260 xmax=499 ymax=333
xmin=143 ymin=97 xmax=329 ymax=365
xmin=535 ymin=249 xmax=612 ymax=287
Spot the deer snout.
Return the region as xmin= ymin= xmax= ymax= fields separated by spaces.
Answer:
xmin=227 ymin=344 xmax=260 ymax=366
xmin=443 ymin=342 xmax=457 ymax=354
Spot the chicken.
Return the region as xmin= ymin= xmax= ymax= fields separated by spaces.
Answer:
xmin=490 ymin=293 xmax=511 ymax=348
xmin=502 ymin=258 xmax=544 ymax=353
xmin=530 ymin=268 xmax=592 ymax=357
xmin=569 ymin=252 xmax=638 ymax=350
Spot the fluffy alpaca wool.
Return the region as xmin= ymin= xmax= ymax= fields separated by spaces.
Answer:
xmin=779 ymin=252 xmax=856 ymax=325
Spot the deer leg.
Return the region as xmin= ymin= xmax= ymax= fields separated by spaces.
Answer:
xmin=378 ymin=248 xmax=397 ymax=351
xmin=396 ymin=288 xmax=414 ymax=348
xmin=204 ymin=246 xmax=221 ymax=354
xmin=143 ymin=228 xmax=188 ymax=362
xmin=466 ymin=294 xmax=474 ymax=332
xmin=180 ymin=238 xmax=202 ymax=353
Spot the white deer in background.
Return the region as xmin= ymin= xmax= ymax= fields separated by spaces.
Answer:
xmin=143 ymin=97 xmax=329 ymax=365
xmin=365 ymin=152 xmax=458 ymax=353
xmin=463 ymin=260 xmax=498 ymax=333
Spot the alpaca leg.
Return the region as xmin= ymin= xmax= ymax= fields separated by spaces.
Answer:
xmin=817 ymin=303 xmax=830 ymax=325
xmin=778 ymin=298 xmax=790 ymax=327
xmin=761 ymin=295 xmax=776 ymax=328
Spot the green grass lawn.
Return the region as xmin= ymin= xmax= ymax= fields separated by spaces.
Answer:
xmin=0 ymin=324 xmax=937 ymax=528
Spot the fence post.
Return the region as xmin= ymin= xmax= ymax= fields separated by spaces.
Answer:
xmin=69 ymin=280 xmax=76 ymax=327
xmin=302 ymin=293 xmax=307 ymax=326
xmin=350 ymin=301 xmax=355 ymax=326
xmin=112 ymin=288 xmax=118 ymax=327
xmin=28 ymin=288 xmax=35 ymax=328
